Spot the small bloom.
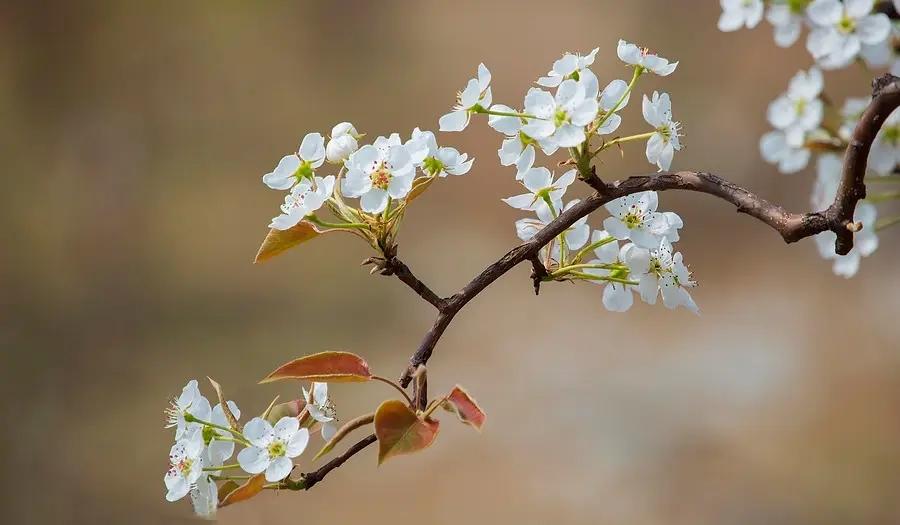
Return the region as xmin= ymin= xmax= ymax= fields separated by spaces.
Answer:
xmin=342 ymin=138 xmax=415 ymax=213
xmin=642 ymin=92 xmax=683 ymax=171
xmin=262 ymin=133 xmax=326 ymax=190
xmin=537 ymin=48 xmax=600 ymax=98
xmin=237 ymin=417 xmax=310 ymax=482
xmin=766 ymin=3 xmax=805 ymax=47
xmin=164 ymin=429 xmax=206 ymax=502
xmin=269 ymin=176 xmax=335 ymax=230
xmin=502 ymin=167 xmax=577 ymax=218
xmin=303 ymin=382 xmax=338 ymax=441
xmin=616 ymin=40 xmax=679 ymax=76
xmin=626 ymin=239 xmax=699 ymax=313
xmin=760 ymin=130 xmax=811 ymax=173
xmin=718 ymin=0 xmax=765 ymax=32
xmin=767 ymin=67 xmax=824 ymax=145
xmin=521 ymin=79 xmax=599 ymax=148
xmin=811 ymin=153 xmax=842 ymax=210
xmin=806 ymin=0 xmax=891 ymax=70
xmin=165 ymin=379 xmax=211 ymax=441
xmin=603 ymin=191 xmax=681 ymax=249
xmin=325 ymin=122 xmax=360 ymax=164
xmin=439 ymin=63 xmax=492 ymax=132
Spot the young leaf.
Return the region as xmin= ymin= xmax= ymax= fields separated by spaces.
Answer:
xmin=254 ymin=222 xmax=351 ymax=264
xmin=443 ymin=385 xmax=486 ymax=431
xmin=207 ymin=377 xmax=241 ymax=431
xmin=407 ymin=175 xmax=437 ymax=203
xmin=264 ymin=398 xmax=305 ymax=425
xmin=219 ymin=473 xmax=265 ymax=507
xmin=260 ymin=351 xmax=373 ymax=383
xmin=216 ymin=480 xmax=240 ymax=502
xmin=313 ymin=412 xmax=375 ymax=461
xmin=374 ymin=399 xmax=439 ymax=465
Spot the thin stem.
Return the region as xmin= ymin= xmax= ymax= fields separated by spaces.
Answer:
xmin=421 ymin=395 xmax=449 ymax=419
xmin=568 ymin=270 xmax=638 ymax=285
xmin=572 ymin=235 xmax=617 ymax=263
xmin=593 ymin=66 xmax=642 ymax=132
xmin=476 ymin=108 xmax=544 ymax=120
xmin=550 ymin=263 xmax=626 ymax=278
xmin=598 ymin=131 xmax=656 ymax=154
xmin=183 ymin=414 xmax=247 ymax=442
xmin=307 ymin=214 xmax=368 ymax=230
xmin=203 ymin=463 xmax=241 ymax=472
xmin=372 ymin=375 xmax=414 ymax=405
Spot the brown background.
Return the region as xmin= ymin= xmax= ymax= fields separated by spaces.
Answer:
xmin=3 ymin=1 xmax=900 ymax=523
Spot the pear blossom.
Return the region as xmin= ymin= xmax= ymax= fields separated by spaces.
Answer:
xmin=596 ymin=79 xmax=631 ymax=135
xmin=814 ymin=202 xmax=878 ymax=277
xmin=166 ymin=379 xmax=212 ymax=440
xmin=190 ymin=475 xmax=218 ymax=518
xmin=164 ymin=429 xmax=206 ymax=502
xmin=603 ymin=191 xmax=681 ymax=249
xmin=269 ymin=175 xmax=335 ymax=230
xmin=625 ymin=239 xmax=699 ymax=313
xmin=325 ymin=122 xmax=359 ymax=164
xmin=616 ymin=40 xmax=679 ymax=76
xmin=488 ymin=105 xmax=557 ymax=166
xmin=760 ymin=129 xmax=811 ymax=173
xmin=521 ymin=80 xmax=599 ymax=148
xmin=642 ymin=91 xmax=683 ymax=171
xmin=581 ymin=233 xmax=645 ymax=312
xmin=537 ymin=48 xmax=600 ymax=89
xmin=515 ymin=200 xmax=590 ymax=263
xmin=861 ymin=26 xmax=900 ymax=75
xmin=303 ymin=382 xmax=338 ymax=441
xmin=767 ymin=67 xmax=824 ymax=145
xmin=502 ymin=167 xmax=577 ymax=218
xmin=439 ymin=63 xmax=492 ymax=132
xmin=868 ymin=107 xmax=900 ymax=175
xmin=806 ymin=0 xmax=891 ymax=70
xmin=237 ymin=417 xmax=310 ymax=482
xmin=766 ymin=3 xmax=805 ymax=47
xmin=342 ymin=137 xmax=415 ymax=213
xmin=262 ymin=133 xmax=326 ymax=190
xmin=718 ymin=0 xmax=765 ymax=32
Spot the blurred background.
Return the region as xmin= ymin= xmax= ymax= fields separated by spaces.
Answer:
xmin=3 ymin=1 xmax=900 ymax=523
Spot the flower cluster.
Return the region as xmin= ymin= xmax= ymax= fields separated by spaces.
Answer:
xmin=163 ymin=379 xmax=337 ymax=517
xmin=436 ymin=42 xmax=697 ymax=313
xmin=719 ymin=0 xmax=899 ymax=277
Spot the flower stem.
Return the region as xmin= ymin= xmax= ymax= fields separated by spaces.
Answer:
xmin=597 ymin=131 xmax=656 ymax=154
xmin=593 ymin=66 xmax=642 ymax=133
xmin=568 ymin=270 xmax=638 ymax=285
xmin=183 ymin=413 xmax=248 ymax=443
xmin=550 ymin=263 xmax=626 ymax=278
xmin=307 ymin=214 xmax=368 ymax=230
xmin=421 ymin=395 xmax=449 ymax=419
xmin=203 ymin=463 xmax=241 ymax=472
xmin=572 ymin=235 xmax=617 ymax=263
xmin=372 ymin=375 xmax=414 ymax=406
xmin=476 ymin=108 xmax=543 ymax=120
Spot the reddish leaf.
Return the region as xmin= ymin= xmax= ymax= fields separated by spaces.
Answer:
xmin=260 ymin=351 xmax=372 ymax=384
xmin=443 ymin=385 xmax=486 ymax=431
xmin=374 ymin=399 xmax=440 ymax=465
xmin=219 ymin=473 xmax=265 ymax=507
xmin=264 ymin=398 xmax=306 ymax=425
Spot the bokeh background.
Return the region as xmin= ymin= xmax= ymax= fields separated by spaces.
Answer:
xmin=3 ymin=1 xmax=900 ymax=523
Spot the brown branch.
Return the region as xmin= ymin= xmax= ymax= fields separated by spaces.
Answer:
xmin=288 ymin=434 xmax=377 ymax=491
xmin=362 ymin=254 xmax=446 ymax=310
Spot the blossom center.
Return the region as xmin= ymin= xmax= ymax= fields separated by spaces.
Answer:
xmin=837 ymin=15 xmax=856 ymax=34
xmin=293 ymin=161 xmax=314 ymax=181
xmin=267 ymin=440 xmax=286 ymax=458
xmin=423 ymin=156 xmax=444 ymax=176
xmin=623 ymin=207 xmax=645 ymax=229
xmin=554 ymin=108 xmax=569 ymax=127
xmin=175 ymin=457 xmax=194 ymax=475
xmin=884 ymin=125 xmax=900 ymax=146
xmin=369 ymin=164 xmax=392 ymax=190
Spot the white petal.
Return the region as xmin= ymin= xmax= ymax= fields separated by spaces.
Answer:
xmin=265 ymin=456 xmax=294 ymax=482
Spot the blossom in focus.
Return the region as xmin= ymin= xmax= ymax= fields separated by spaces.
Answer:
xmin=603 ymin=191 xmax=681 ymax=249
xmin=626 ymin=239 xmax=699 ymax=313
xmin=164 ymin=429 xmax=206 ymax=502
xmin=617 ymin=40 xmax=679 ymax=76
xmin=262 ymin=133 xmax=326 ymax=190
xmin=642 ymin=91 xmax=683 ymax=171
xmin=537 ymin=48 xmax=600 ymax=89
xmin=521 ymin=79 xmax=599 ymax=148
xmin=166 ymin=379 xmax=212 ymax=441
xmin=342 ymin=137 xmax=415 ymax=213
xmin=237 ymin=417 xmax=310 ymax=482
xmin=303 ymin=382 xmax=338 ymax=441
xmin=596 ymin=79 xmax=631 ymax=135
xmin=439 ymin=63 xmax=492 ymax=132
xmin=269 ymin=176 xmax=335 ymax=230
xmin=502 ymin=167 xmax=577 ymax=218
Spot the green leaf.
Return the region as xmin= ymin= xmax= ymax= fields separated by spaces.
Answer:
xmin=219 ymin=473 xmax=265 ymax=507
xmin=207 ymin=377 xmax=241 ymax=431
xmin=374 ymin=399 xmax=440 ymax=465
xmin=313 ymin=412 xmax=375 ymax=461
xmin=260 ymin=351 xmax=373 ymax=384
xmin=442 ymin=385 xmax=486 ymax=431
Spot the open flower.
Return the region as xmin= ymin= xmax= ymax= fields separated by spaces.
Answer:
xmin=537 ymin=48 xmax=600 ymax=98
xmin=303 ymin=382 xmax=338 ymax=441
xmin=502 ymin=167 xmax=577 ymax=218
xmin=718 ymin=0 xmax=764 ymax=32
xmin=626 ymin=239 xmax=699 ymax=313
xmin=164 ymin=429 xmax=206 ymax=502
xmin=616 ymin=40 xmax=679 ymax=76
xmin=642 ymin=91 xmax=683 ymax=171
xmin=488 ymin=105 xmax=557 ymax=166
xmin=760 ymin=130 xmax=811 ymax=173
xmin=269 ymin=176 xmax=335 ymax=230
xmin=439 ymin=63 xmax=492 ymax=132
xmin=521 ymin=79 xmax=599 ymax=148
xmin=262 ymin=133 xmax=326 ymax=190
xmin=325 ymin=122 xmax=360 ymax=164
xmin=237 ymin=417 xmax=310 ymax=482
xmin=767 ymin=67 xmax=824 ymax=145
xmin=603 ymin=191 xmax=681 ymax=250
xmin=806 ymin=0 xmax=891 ymax=69
xmin=342 ymin=139 xmax=415 ymax=213
xmin=165 ymin=379 xmax=212 ymax=441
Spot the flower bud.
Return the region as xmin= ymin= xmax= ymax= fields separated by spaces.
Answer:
xmin=326 ymin=134 xmax=358 ymax=163
xmin=331 ymin=122 xmax=358 ymax=139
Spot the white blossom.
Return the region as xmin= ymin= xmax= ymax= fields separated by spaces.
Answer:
xmin=489 ymin=105 xmax=558 ymax=166
xmin=342 ymin=136 xmax=415 ymax=213
xmin=303 ymin=382 xmax=338 ymax=441
xmin=642 ymin=91 xmax=683 ymax=171
xmin=766 ymin=3 xmax=805 ymax=47
xmin=603 ymin=191 xmax=682 ymax=249
xmin=164 ymin=429 xmax=206 ymax=502
xmin=616 ymin=40 xmax=679 ymax=76
xmin=237 ymin=417 xmax=310 ymax=482
xmin=582 ymin=232 xmax=641 ymax=312
xmin=502 ymin=167 xmax=577 ymax=218
xmin=269 ymin=176 xmax=335 ymax=230
xmin=262 ymin=133 xmax=326 ymax=190
xmin=537 ymin=48 xmax=600 ymax=89
xmin=806 ymin=0 xmax=891 ymax=69
xmin=625 ymin=239 xmax=699 ymax=313
xmin=760 ymin=130 xmax=811 ymax=173
xmin=439 ymin=63 xmax=492 ymax=132
xmin=718 ymin=0 xmax=765 ymax=32
xmin=166 ymin=379 xmax=211 ymax=441
xmin=325 ymin=122 xmax=359 ymax=164
xmin=767 ymin=67 xmax=824 ymax=145
xmin=521 ymin=79 xmax=599 ymax=148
